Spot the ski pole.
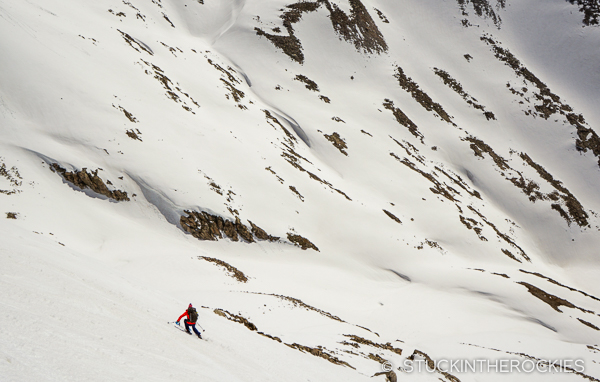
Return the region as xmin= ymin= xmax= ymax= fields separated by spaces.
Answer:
xmin=197 ymin=323 xmax=205 ymax=331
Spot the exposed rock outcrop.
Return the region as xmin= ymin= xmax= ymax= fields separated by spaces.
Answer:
xmin=287 ymin=232 xmax=319 ymax=251
xmin=214 ymin=308 xmax=257 ymax=331
xmin=0 ymin=160 xmax=22 ymax=195
xmin=255 ymin=0 xmax=387 ymax=64
xmin=322 ymin=0 xmax=388 ymax=54
xmin=393 ymin=67 xmax=454 ymax=125
xmin=481 ymin=34 xmax=600 ymax=168
xmin=324 ymin=132 xmax=348 ymax=155
xmin=180 ymin=211 xmax=263 ymax=242
xmin=568 ymin=0 xmax=600 ymax=26
xmin=50 ymin=163 xmax=130 ymax=201
xmin=457 ymin=0 xmax=505 ymax=28
xmin=433 ymin=68 xmax=496 ymax=120
xmin=248 ymin=220 xmax=280 ymax=241
xmin=383 ymin=99 xmax=423 ymax=143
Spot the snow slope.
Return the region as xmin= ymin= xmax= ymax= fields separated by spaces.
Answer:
xmin=1 ymin=0 xmax=600 ymax=381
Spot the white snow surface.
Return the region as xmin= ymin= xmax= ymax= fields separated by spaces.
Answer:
xmin=1 ymin=0 xmax=600 ymax=381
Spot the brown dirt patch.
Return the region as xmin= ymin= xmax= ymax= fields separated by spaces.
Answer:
xmin=433 ymin=68 xmax=495 ymax=120
xmin=518 ymin=282 xmax=593 ymax=313
xmin=468 ymin=205 xmax=529 ymax=262
xmin=251 ymin=292 xmax=345 ymax=322
xmin=126 ymin=129 xmax=142 ymax=141
xmin=393 ymin=67 xmax=454 ymax=125
xmin=198 ymin=256 xmax=248 ymax=282
xmin=344 ymin=335 xmax=403 ymax=356
xmin=394 ymin=155 xmax=459 ymax=202
xmin=264 ymin=110 xmax=297 ymax=146
xmin=383 ymin=99 xmax=423 ymax=143
xmin=118 ymin=29 xmax=153 ymax=55
xmin=519 ymin=269 xmax=600 ymax=303
xmin=294 ymin=74 xmax=319 ymax=91
xmin=408 ymin=349 xmax=461 ymax=382
xmin=374 ymin=8 xmax=389 ymax=23
xmin=213 ymin=308 xmax=257 ymax=331
xmin=383 ymin=210 xmax=402 ymax=224
xmin=519 ymin=153 xmax=588 ymax=227
xmin=464 ymin=136 xmax=509 ymax=170
xmin=113 ymin=105 xmax=138 ymax=123
xmin=578 ymin=318 xmax=600 ymax=330
xmin=280 ymin=144 xmax=352 ymax=201
xmin=286 ymin=342 xmax=355 ymax=368
xmin=289 ymin=185 xmax=305 ymax=201
xmin=139 ymin=59 xmax=199 ymax=112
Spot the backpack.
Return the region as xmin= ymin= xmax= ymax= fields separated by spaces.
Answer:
xmin=188 ymin=307 xmax=199 ymax=323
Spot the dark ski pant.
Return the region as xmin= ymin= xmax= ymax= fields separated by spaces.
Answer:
xmin=184 ymin=319 xmax=201 ymax=336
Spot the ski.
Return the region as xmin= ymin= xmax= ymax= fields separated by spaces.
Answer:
xmin=170 ymin=322 xmax=204 ymax=340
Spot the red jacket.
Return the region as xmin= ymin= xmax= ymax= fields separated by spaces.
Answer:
xmin=178 ymin=308 xmax=196 ymax=324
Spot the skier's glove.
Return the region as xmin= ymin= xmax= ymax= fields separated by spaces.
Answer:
xmin=176 ymin=321 xmax=180 ymax=325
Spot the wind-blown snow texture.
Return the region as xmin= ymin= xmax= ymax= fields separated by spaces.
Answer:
xmin=2 ymin=0 xmax=600 ymax=381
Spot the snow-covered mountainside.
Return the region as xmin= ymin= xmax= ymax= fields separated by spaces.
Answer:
xmin=2 ymin=0 xmax=600 ymax=381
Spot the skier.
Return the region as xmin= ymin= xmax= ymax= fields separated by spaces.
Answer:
xmin=176 ymin=303 xmax=202 ymax=339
